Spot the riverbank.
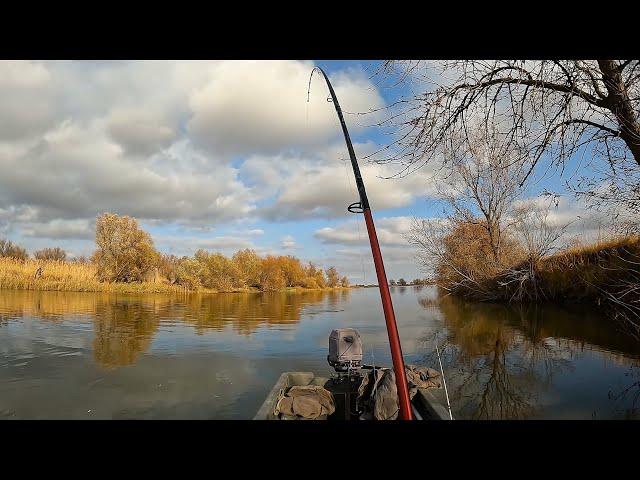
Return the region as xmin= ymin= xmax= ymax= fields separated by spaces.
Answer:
xmin=444 ymin=236 xmax=640 ymax=319
xmin=0 ymin=258 xmax=350 ymax=294
xmin=493 ymin=235 xmax=640 ymax=305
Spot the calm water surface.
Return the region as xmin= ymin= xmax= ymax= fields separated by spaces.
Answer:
xmin=1 ymin=287 xmax=639 ymax=419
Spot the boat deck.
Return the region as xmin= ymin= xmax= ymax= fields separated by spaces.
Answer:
xmin=254 ymin=371 xmax=451 ymax=420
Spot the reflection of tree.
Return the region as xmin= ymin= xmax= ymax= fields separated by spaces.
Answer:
xmin=0 ymin=289 xmax=332 ymax=369
xmin=423 ymin=295 xmax=640 ymax=419
xmin=421 ymin=297 xmax=580 ymax=419
xmin=340 ymin=289 xmax=350 ymax=303
xmin=326 ymin=290 xmax=340 ymax=308
xmin=180 ymin=290 xmax=326 ymax=335
xmin=93 ymin=298 xmax=161 ymax=369
xmin=91 ymin=291 xmax=330 ymax=367
xmin=473 ymin=327 xmax=534 ymax=420
xmin=0 ymin=289 xmax=103 ymax=322
xmin=608 ymin=366 xmax=640 ymax=419
xmin=515 ymin=306 xmax=575 ymax=390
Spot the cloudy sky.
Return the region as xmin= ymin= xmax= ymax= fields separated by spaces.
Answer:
xmin=0 ymin=60 xmax=612 ymax=282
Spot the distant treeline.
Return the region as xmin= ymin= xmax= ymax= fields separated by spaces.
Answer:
xmin=389 ymin=278 xmax=431 ymax=286
xmin=0 ymin=213 xmax=349 ymax=293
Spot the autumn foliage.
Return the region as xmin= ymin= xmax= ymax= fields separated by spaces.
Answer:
xmin=92 ymin=213 xmax=159 ymax=283
xmin=0 ymin=239 xmax=28 ymax=261
xmin=1 ymin=213 xmax=348 ymax=293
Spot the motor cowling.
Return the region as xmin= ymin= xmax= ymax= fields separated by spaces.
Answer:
xmin=328 ymin=328 xmax=363 ymax=372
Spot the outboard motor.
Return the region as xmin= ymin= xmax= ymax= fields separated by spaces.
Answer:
xmin=328 ymin=328 xmax=363 ymax=372
xmin=326 ymin=328 xmax=364 ymax=420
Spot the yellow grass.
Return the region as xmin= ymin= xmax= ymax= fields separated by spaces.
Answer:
xmin=0 ymin=257 xmax=352 ymax=294
xmin=494 ymin=235 xmax=640 ymax=303
xmin=0 ymin=258 xmax=188 ymax=294
xmin=555 ymin=234 xmax=640 ymax=259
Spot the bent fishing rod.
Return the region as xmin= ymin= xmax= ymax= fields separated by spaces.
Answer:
xmin=309 ymin=66 xmax=413 ymax=420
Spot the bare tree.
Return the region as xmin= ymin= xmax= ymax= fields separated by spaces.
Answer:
xmin=498 ymin=199 xmax=571 ymax=302
xmin=376 ymin=60 xmax=640 ymax=171
xmin=437 ymin=125 xmax=528 ymax=263
xmin=34 ymin=247 xmax=67 ymax=261
xmin=373 ymin=60 xmax=640 ymax=230
xmin=571 ymin=158 xmax=640 ymax=235
xmin=405 ymin=125 xmax=528 ymax=298
xmin=511 ymin=198 xmax=569 ymax=263
xmin=0 ymin=238 xmax=28 ymax=260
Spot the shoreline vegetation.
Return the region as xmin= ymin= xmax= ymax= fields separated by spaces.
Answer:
xmin=410 ymin=214 xmax=640 ymax=335
xmin=0 ymin=257 xmax=351 ymax=295
xmin=0 ymin=213 xmax=350 ymax=295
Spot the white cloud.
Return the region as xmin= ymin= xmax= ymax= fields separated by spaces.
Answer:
xmin=315 ymin=216 xmax=413 ymax=246
xmin=187 ymin=61 xmax=384 ymax=155
xmin=0 ymin=61 xmax=387 ymax=239
xmin=281 ymin=235 xmax=297 ymax=249
xmin=243 ymin=142 xmax=439 ymax=221
xmin=0 ymin=120 xmax=255 ymax=227
xmin=154 ymin=234 xmax=257 ymax=257
xmin=21 ymin=219 xmax=94 ymax=240
xmin=312 ymin=215 xmax=420 ymax=282
xmin=0 ymin=61 xmax=56 ymax=140
xmin=107 ymin=108 xmax=176 ymax=156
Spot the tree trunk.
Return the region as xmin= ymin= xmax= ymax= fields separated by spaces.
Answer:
xmin=598 ymin=60 xmax=640 ymax=165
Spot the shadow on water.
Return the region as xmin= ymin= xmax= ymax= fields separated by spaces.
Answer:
xmin=418 ymin=295 xmax=640 ymax=419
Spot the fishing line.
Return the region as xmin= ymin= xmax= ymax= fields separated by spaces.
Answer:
xmin=435 ymin=340 xmax=454 ymax=420
xmin=340 ymin=155 xmax=367 ymax=285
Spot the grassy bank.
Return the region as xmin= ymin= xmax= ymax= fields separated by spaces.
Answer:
xmin=0 ymin=258 xmax=349 ymax=294
xmin=492 ymin=236 xmax=640 ymax=306
xmin=0 ymin=258 xmax=188 ymax=294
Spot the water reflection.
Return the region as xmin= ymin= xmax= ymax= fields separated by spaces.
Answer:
xmin=1 ymin=287 xmax=639 ymax=419
xmin=608 ymin=366 xmax=640 ymax=419
xmin=0 ymin=289 xmax=338 ymax=370
xmin=93 ymin=299 xmax=160 ymax=368
xmin=421 ymin=296 xmax=640 ymax=419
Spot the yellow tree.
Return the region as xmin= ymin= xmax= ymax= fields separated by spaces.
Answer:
xmin=92 ymin=213 xmax=159 ymax=282
xmin=305 ymin=262 xmax=326 ymax=288
xmin=232 ymin=249 xmax=262 ymax=288
xmin=194 ymin=250 xmax=239 ymax=291
xmin=326 ymin=266 xmax=339 ymax=288
xmin=259 ymin=255 xmax=286 ymax=291
xmin=281 ymin=255 xmax=306 ymax=287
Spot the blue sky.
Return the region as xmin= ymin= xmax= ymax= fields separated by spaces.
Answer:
xmin=0 ymin=60 xmax=609 ymax=282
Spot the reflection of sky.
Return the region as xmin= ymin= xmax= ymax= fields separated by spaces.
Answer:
xmin=529 ymin=353 xmax=630 ymax=419
xmin=1 ymin=288 xmax=639 ymax=419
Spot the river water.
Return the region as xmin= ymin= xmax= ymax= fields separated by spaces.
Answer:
xmin=1 ymin=287 xmax=639 ymax=419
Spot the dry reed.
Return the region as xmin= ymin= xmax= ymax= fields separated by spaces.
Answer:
xmin=0 ymin=258 xmax=188 ymax=294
